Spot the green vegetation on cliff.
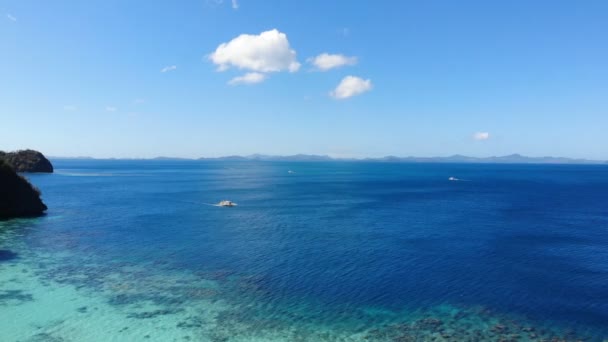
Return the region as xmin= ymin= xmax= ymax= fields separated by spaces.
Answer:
xmin=0 ymin=160 xmax=47 ymax=219
xmin=0 ymin=149 xmax=53 ymax=173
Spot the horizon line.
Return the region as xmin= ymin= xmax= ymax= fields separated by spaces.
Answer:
xmin=44 ymin=153 xmax=608 ymax=164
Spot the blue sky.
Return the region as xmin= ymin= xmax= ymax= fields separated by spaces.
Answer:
xmin=1 ymin=0 xmax=607 ymax=159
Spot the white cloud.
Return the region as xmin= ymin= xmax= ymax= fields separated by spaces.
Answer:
xmin=231 ymin=0 xmax=239 ymax=9
xmin=473 ymin=132 xmax=490 ymax=140
xmin=330 ymin=76 xmax=372 ymax=99
xmin=106 ymin=106 xmax=117 ymax=112
xmin=161 ymin=65 xmax=177 ymax=73
xmin=133 ymin=98 xmax=146 ymax=104
xmin=209 ymin=29 xmax=300 ymax=73
xmin=6 ymin=14 xmax=16 ymax=22
xmin=309 ymin=53 xmax=357 ymax=71
xmin=63 ymin=105 xmax=77 ymax=111
xmin=228 ymin=72 xmax=267 ymax=85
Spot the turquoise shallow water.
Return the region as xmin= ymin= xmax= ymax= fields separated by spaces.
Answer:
xmin=1 ymin=160 xmax=607 ymax=341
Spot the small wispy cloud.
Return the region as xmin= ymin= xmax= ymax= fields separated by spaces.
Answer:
xmin=205 ymin=0 xmax=225 ymax=8
xmin=105 ymin=106 xmax=117 ymax=112
xmin=63 ymin=105 xmax=77 ymax=111
xmin=473 ymin=132 xmax=490 ymax=140
xmin=161 ymin=65 xmax=177 ymax=73
xmin=308 ymin=53 xmax=357 ymax=71
xmin=133 ymin=98 xmax=146 ymax=105
xmin=206 ymin=0 xmax=238 ymax=9
xmin=228 ymin=72 xmax=267 ymax=85
xmin=330 ymin=76 xmax=372 ymax=99
xmin=6 ymin=14 xmax=17 ymax=22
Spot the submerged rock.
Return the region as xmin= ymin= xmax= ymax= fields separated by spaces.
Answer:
xmin=0 ymin=159 xmax=47 ymax=218
xmin=0 ymin=250 xmax=18 ymax=261
xmin=0 ymin=149 xmax=53 ymax=173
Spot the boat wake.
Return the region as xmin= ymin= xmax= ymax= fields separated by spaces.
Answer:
xmin=199 ymin=202 xmax=238 ymax=207
xmin=171 ymin=200 xmax=230 ymax=207
xmin=449 ymin=177 xmax=469 ymax=182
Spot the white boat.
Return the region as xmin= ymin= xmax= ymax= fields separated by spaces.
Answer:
xmin=218 ymin=200 xmax=237 ymax=207
xmin=448 ymin=177 xmax=458 ymax=181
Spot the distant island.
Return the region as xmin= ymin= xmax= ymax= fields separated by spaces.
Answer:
xmin=0 ymin=149 xmax=54 ymax=173
xmin=362 ymin=153 xmax=608 ymax=165
xmin=0 ymin=159 xmax=47 ymax=219
xmin=197 ymin=153 xmax=607 ymax=164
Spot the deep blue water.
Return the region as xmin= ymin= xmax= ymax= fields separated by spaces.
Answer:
xmin=4 ymin=160 xmax=608 ymax=340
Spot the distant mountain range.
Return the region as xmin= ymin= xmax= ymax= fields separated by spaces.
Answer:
xmin=51 ymin=153 xmax=607 ymax=164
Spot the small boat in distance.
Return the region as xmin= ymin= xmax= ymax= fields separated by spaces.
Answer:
xmin=449 ymin=177 xmax=459 ymax=181
xmin=217 ymin=200 xmax=237 ymax=207
xmin=288 ymin=170 xmax=295 ymax=174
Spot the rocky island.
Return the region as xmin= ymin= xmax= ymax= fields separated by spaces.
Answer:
xmin=0 ymin=159 xmax=48 ymax=219
xmin=0 ymin=149 xmax=54 ymax=173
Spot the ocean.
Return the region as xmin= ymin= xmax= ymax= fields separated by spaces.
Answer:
xmin=1 ymin=160 xmax=607 ymax=341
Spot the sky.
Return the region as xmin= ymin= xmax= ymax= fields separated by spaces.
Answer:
xmin=1 ymin=0 xmax=607 ymax=159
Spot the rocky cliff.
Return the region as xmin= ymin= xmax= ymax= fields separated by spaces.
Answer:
xmin=0 ymin=149 xmax=53 ymax=173
xmin=0 ymin=160 xmax=48 ymax=218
